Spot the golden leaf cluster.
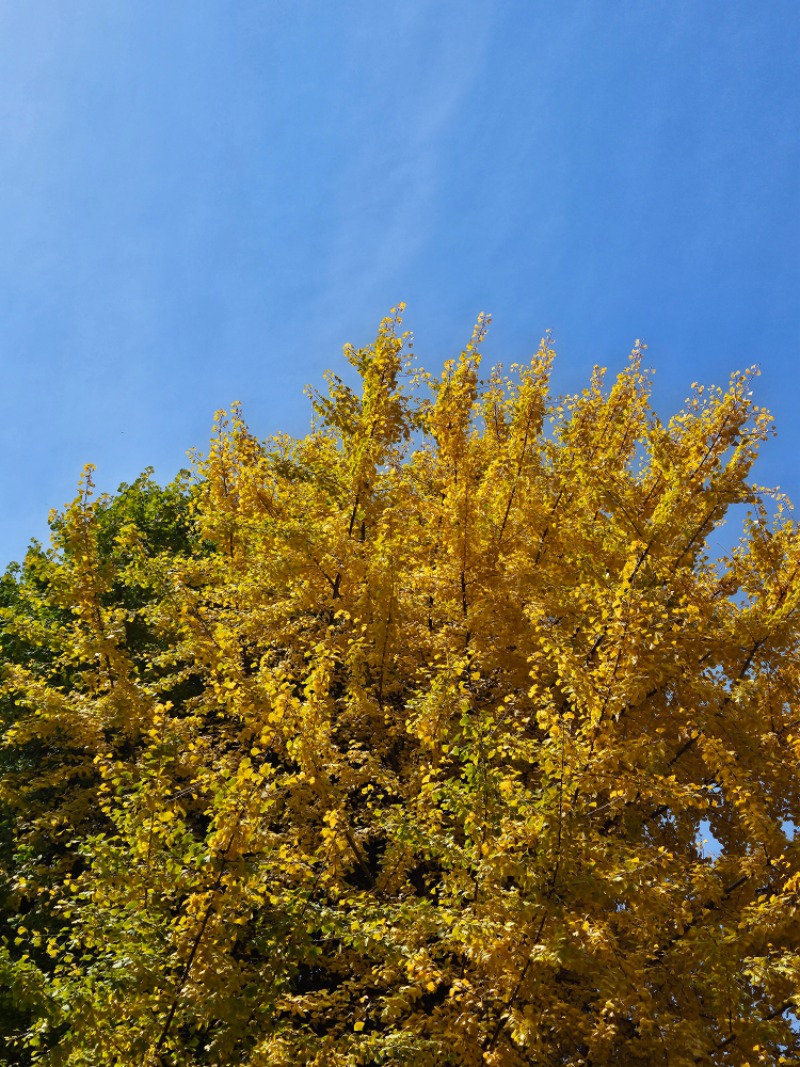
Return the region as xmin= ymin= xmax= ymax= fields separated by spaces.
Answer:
xmin=1 ymin=309 xmax=799 ymax=1065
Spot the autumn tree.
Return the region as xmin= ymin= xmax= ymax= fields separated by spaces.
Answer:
xmin=1 ymin=308 xmax=799 ymax=1066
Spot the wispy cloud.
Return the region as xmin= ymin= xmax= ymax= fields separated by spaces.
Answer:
xmin=318 ymin=1 xmax=492 ymax=313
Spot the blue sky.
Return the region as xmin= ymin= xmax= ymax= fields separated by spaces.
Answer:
xmin=1 ymin=1 xmax=798 ymax=566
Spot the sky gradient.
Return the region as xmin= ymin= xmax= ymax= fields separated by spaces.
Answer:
xmin=1 ymin=1 xmax=798 ymax=566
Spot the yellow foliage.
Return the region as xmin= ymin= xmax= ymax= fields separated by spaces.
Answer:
xmin=1 ymin=310 xmax=799 ymax=1065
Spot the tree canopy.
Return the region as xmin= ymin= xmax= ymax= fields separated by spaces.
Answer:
xmin=1 ymin=309 xmax=799 ymax=1066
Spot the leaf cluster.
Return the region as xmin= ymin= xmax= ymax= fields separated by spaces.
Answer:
xmin=1 ymin=309 xmax=799 ymax=1066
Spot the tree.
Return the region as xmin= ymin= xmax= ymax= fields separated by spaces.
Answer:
xmin=1 ymin=308 xmax=799 ymax=1066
